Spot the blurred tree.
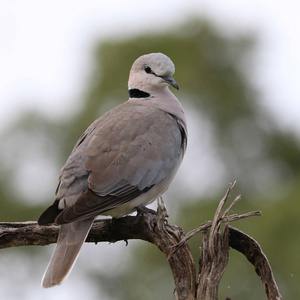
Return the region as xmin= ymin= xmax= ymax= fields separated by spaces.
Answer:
xmin=0 ymin=18 xmax=299 ymax=299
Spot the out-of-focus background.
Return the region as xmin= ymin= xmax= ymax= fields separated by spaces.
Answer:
xmin=1 ymin=1 xmax=299 ymax=299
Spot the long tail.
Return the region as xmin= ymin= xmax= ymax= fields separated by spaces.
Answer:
xmin=42 ymin=218 xmax=94 ymax=288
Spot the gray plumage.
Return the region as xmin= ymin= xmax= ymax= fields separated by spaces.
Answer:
xmin=38 ymin=52 xmax=187 ymax=288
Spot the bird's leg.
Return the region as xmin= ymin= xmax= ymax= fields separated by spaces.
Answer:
xmin=135 ymin=204 xmax=157 ymax=218
xmin=134 ymin=204 xmax=157 ymax=228
xmin=110 ymin=217 xmax=119 ymax=227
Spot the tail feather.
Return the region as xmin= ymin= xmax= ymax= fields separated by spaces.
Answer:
xmin=42 ymin=218 xmax=94 ymax=288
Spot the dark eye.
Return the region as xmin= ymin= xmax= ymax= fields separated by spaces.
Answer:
xmin=144 ymin=66 xmax=152 ymax=74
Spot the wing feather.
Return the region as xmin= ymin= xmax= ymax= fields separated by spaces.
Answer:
xmin=40 ymin=102 xmax=186 ymax=225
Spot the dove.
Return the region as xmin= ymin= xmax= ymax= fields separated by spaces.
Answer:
xmin=38 ymin=52 xmax=187 ymax=288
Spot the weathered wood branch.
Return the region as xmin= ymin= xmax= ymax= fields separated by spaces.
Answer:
xmin=229 ymin=227 xmax=282 ymax=300
xmin=194 ymin=182 xmax=281 ymax=300
xmin=0 ymin=183 xmax=282 ymax=300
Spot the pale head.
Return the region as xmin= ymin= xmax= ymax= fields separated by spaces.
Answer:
xmin=128 ymin=53 xmax=179 ymax=92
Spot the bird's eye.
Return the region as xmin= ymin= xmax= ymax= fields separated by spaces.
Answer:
xmin=144 ymin=66 xmax=152 ymax=74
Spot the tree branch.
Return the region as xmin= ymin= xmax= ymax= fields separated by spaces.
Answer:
xmin=0 ymin=183 xmax=282 ymax=300
xmin=229 ymin=227 xmax=282 ymax=300
xmin=0 ymin=198 xmax=196 ymax=300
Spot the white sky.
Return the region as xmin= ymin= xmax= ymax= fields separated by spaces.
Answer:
xmin=0 ymin=0 xmax=300 ymax=134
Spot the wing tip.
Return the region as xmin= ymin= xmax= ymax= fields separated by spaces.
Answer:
xmin=38 ymin=200 xmax=61 ymax=225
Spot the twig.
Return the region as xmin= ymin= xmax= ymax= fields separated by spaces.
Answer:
xmin=169 ymin=211 xmax=261 ymax=257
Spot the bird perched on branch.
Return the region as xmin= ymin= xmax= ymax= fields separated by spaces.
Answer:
xmin=38 ymin=52 xmax=187 ymax=288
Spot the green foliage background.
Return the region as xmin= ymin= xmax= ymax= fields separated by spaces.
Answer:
xmin=0 ymin=19 xmax=299 ymax=299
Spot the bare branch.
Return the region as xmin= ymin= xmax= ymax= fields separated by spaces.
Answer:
xmin=197 ymin=182 xmax=236 ymax=299
xmin=0 ymin=183 xmax=282 ymax=300
xmin=229 ymin=227 xmax=282 ymax=300
xmin=168 ymin=182 xmax=281 ymax=300
xmin=0 ymin=202 xmax=196 ymax=300
xmin=169 ymin=211 xmax=262 ymax=255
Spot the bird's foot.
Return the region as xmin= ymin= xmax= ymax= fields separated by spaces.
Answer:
xmin=135 ymin=204 xmax=157 ymax=218
xmin=134 ymin=204 xmax=157 ymax=226
xmin=109 ymin=217 xmax=120 ymax=229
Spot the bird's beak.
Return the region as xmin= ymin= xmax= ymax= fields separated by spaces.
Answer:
xmin=162 ymin=76 xmax=179 ymax=90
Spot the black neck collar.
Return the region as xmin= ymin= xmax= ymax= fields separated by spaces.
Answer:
xmin=129 ymin=89 xmax=150 ymax=98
